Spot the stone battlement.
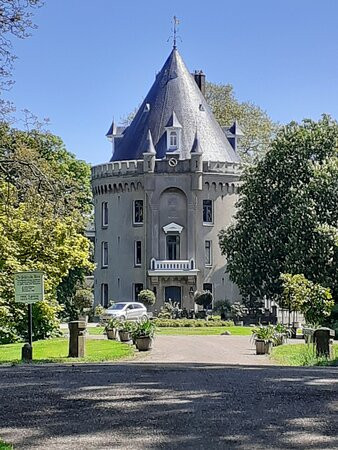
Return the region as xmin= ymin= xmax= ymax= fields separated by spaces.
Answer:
xmin=91 ymin=158 xmax=241 ymax=180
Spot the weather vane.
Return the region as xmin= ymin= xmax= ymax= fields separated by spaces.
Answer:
xmin=167 ymin=16 xmax=182 ymax=49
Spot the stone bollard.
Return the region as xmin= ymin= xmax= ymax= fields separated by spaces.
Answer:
xmin=68 ymin=321 xmax=87 ymax=358
xmin=22 ymin=343 xmax=32 ymax=361
xmin=313 ymin=327 xmax=335 ymax=358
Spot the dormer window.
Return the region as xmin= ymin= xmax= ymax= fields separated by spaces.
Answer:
xmin=165 ymin=111 xmax=182 ymax=153
xmin=169 ymin=131 xmax=178 ymax=148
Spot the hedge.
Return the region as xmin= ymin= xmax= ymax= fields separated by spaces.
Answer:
xmin=153 ymin=319 xmax=235 ymax=328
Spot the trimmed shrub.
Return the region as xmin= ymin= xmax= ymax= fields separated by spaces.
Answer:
xmin=138 ymin=289 xmax=156 ymax=306
xmin=153 ymin=318 xmax=234 ymax=328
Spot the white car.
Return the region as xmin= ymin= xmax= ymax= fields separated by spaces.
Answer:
xmin=102 ymin=302 xmax=148 ymax=322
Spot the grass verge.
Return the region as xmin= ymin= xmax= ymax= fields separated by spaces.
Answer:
xmin=81 ymin=325 xmax=252 ymax=336
xmin=271 ymin=343 xmax=338 ymax=366
xmin=157 ymin=326 xmax=252 ymax=336
xmin=0 ymin=339 xmax=133 ymax=365
xmin=0 ymin=440 xmax=13 ymax=450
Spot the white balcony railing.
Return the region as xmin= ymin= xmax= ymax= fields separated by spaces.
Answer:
xmin=149 ymin=258 xmax=198 ymax=276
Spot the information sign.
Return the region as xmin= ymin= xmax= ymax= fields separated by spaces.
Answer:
xmin=14 ymin=272 xmax=44 ymax=304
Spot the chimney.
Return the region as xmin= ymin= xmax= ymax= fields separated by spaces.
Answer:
xmin=192 ymin=70 xmax=206 ymax=96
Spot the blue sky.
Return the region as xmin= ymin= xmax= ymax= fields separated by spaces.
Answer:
xmin=5 ymin=0 xmax=338 ymax=165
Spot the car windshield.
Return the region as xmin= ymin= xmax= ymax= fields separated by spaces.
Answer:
xmin=108 ymin=303 xmax=126 ymax=311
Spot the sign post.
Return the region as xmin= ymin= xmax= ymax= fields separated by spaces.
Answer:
xmin=14 ymin=271 xmax=44 ymax=361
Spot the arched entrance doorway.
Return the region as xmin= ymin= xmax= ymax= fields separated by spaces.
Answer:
xmin=165 ymin=286 xmax=182 ymax=308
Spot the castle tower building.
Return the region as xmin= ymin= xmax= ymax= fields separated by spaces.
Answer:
xmin=91 ymin=48 xmax=241 ymax=309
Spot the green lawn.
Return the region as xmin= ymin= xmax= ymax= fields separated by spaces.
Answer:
xmin=82 ymin=325 xmax=252 ymax=336
xmin=271 ymin=343 xmax=338 ymax=366
xmin=0 ymin=338 xmax=133 ymax=365
xmin=157 ymin=326 xmax=252 ymax=336
xmin=0 ymin=440 xmax=13 ymax=450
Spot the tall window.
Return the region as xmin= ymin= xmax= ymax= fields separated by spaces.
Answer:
xmin=101 ymin=242 xmax=108 ymax=267
xmin=134 ymin=241 xmax=142 ymax=266
xmin=205 ymin=240 xmax=212 ymax=266
xmin=203 ymin=200 xmax=213 ymax=224
xmin=102 ymin=201 xmax=108 ymax=227
xmin=169 ymin=131 xmax=177 ymax=148
xmin=133 ymin=200 xmax=144 ymax=224
xmin=101 ymin=283 xmax=108 ymax=307
xmin=166 ymin=235 xmax=180 ymax=260
xmin=134 ymin=283 xmax=143 ymax=301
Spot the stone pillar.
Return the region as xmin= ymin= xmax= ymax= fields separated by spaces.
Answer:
xmin=68 ymin=321 xmax=87 ymax=358
xmin=313 ymin=327 xmax=335 ymax=358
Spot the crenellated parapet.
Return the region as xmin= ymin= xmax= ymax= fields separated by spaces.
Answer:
xmin=91 ymin=160 xmax=143 ymax=180
xmin=91 ymin=157 xmax=241 ymax=180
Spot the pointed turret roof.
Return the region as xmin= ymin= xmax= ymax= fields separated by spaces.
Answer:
xmin=144 ymin=129 xmax=156 ymax=154
xmin=165 ymin=111 xmax=182 ymax=128
xmin=111 ymin=48 xmax=239 ymax=163
xmin=191 ymin=131 xmax=202 ymax=154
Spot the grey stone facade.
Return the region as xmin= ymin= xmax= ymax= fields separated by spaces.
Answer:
xmin=91 ymin=48 xmax=242 ymax=311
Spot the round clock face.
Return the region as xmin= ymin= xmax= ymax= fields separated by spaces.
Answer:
xmin=168 ymin=157 xmax=178 ymax=167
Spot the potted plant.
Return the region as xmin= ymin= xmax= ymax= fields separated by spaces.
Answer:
xmin=251 ymin=325 xmax=276 ymax=354
xmin=231 ymin=302 xmax=247 ymax=326
xmin=132 ymin=319 xmax=156 ymax=351
xmin=194 ymin=291 xmax=213 ymax=317
xmin=274 ymin=323 xmax=291 ymax=346
xmin=72 ymin=286 xmax=94 ymax=322
xmin=105 ymin=317 xmax=120 ymax=340
xmin=118 ymin=320 xmax=135 ymax=343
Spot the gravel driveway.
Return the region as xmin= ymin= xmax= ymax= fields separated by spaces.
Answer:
xmin=139 ymin=335 xmax=273 ymax=365
xmin=0 ymin=336 xmax=337 ymax=449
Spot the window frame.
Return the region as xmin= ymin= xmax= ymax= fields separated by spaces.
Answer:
xmin=205 ymin=240 xmax=212 ymax=266
xmin=134 ymin=240 xmax=142 ymax=267
xmin=101 ymin=241 xmax=108 ymax=268
xmin=133 ymin=200 xmax=144 ymax=225
xmin=134 ymin=283 xmax=144 ymax=301
xmin=169 ymin=131 xmax=178 ymax=148
xmin=203 ymin=199 xmax=213 ymax=225
xmin=101 ymin=283 xmax=108 ymax=307
xmin=101 ymin=201 xmax=108 ymax=228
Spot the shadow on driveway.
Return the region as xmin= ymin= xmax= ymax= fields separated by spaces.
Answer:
xmin=0 ymin=362 xmax=337 ymax=449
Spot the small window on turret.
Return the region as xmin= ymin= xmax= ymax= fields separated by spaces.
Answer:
xmin=169 ymin=131 xmax=178 ymax=148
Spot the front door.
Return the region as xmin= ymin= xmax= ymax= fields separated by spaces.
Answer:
xmin=165 ymin=286 xmax=182 ymax=308
xmin=166 ymin=235 xmax=180 ymax=260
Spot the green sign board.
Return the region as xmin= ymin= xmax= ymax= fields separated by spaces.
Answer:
xmin=14 ymin=272 xmax=44 ymax=304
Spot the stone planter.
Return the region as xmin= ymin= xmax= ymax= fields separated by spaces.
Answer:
xmin=106 ymin=328 xmax=118 ymax=340
xmin=264 ymin=341 xmax=272 ymax=354
xmin=135 ymin=337 xmax=153 ymax=351
xmin=255 ymin=339 xmax=272 ymax=355
xmin=119 ymin=330 xmax=132 ymax=342
xmin=274 ymin=335 xmax=287 ymax=346
xmin=255 ymin=339 xmax=266 ymax=355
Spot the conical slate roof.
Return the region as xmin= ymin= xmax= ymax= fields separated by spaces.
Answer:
xmin=111 ymin=48 xmax=239 ymax=163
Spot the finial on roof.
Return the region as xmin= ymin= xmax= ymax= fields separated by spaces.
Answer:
xmin=167 ymin=16 xmax=181 ymax=49
xmin=144 ymin=129 xmax=156 ymax=154
xmin=191 ymin=130 xmax=202 ymax=154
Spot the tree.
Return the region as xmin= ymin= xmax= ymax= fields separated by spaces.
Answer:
xmin=281 ymin=273 xmax=334 ymax=325
xmin=205 ymin=82 xmax=277 ymax=161
xmin=0 ymin=122 xmax=93 ymax=343
xmin=219 ymin=115 xmax=338 ymax=308
xmin=0 ymin=0 xmax=44 ymax=117
xmin=138 ymin=289 xmax=156 ymax=307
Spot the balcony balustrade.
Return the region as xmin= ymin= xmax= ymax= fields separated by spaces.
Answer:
xmin=148 ymin=258 xmax=199 ymax=276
